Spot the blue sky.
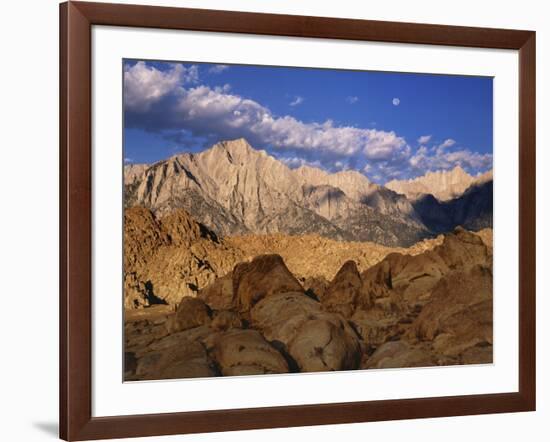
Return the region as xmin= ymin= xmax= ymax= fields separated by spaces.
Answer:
xmin=124 ymin=59 xmax=493 ymax=183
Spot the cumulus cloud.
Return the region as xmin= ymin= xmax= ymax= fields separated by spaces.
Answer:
xmin=416 ymin=146 xmax=429 ymax=156
xmin=124 ymin=61 xmax=198 ymax=112
xmin=409 ymin=145 xmax=492 ymax=174
xmin=433 ymin=138 xmax=457 ymax=155
xmin=417 ymin=135 xmax=432 ymax=145
xmin=346 ymin=96 xmax=359 ymax=104
xmin=289 ymin=96 xmax=304 ymax=106
xmin=438 ymin=138 xmax=456 ymax=149
xmin=278 ymin=156 xmax=324 ymax=170
xmin=124 ymin=61 xmax=492 ymax=183
xmin=392 ymin=98 xmax=400 ymax=106
xmin=208 ymin=64 xmax=229 ymax=74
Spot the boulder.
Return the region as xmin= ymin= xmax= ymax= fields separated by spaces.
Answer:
xmin=211 ymin=329 xmax=289 ymax=376
xmin=289 ymin=318 xmax=361 ymax=372
xmin=435 ymin=226 xmax=489 ymax=269
xmin=233 ymin=254 xmax=304 ymax=312
xmin=251 ymin=292 xmax=322 ymax=344
xmin=172 ymin=297 xmax=212 ymax=332
xmin=361 ymin=228 xmax=491 ymax=306
xmin=322 ymin=261 xmax=374 ymax=317
xmin=301 ymin=276 xmax=329 ymax=301
xmin=134 ymin=340 xmax=216 ymax=380
xmin=148 ymin=325 xmax=214 ymax=352
xmin=408 ymin=264 xmax=493 ymax=362
xmin=124 ymin=306 xmax=174 ymax=358
xmin=409 ymin=265 xmax=492 ymax=341
xmin=198 ymin=273 xmax=235 ymax=311
xmin=211 ymin=310 xmax=243 ymax=331
xmin=350 ymin=308 xmax=401 ymax=349
xmin=251 ymin=292 xmax=362 ymax=372
xmin=362 ymin=341 xmax=437 ymax=369
xmin=159 ymin=341 xmax=218 ymax=379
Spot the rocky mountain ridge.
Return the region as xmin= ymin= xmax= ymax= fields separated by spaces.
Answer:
xmin=386 ymin=166 xmax=493 ymax=202
xmin=412 ymin=178 xmax=493 ymax=233
xmin=125 ymin=139 xmax=425 ymax=246
xmin=125 ymin=138 xmax=492 ymax=246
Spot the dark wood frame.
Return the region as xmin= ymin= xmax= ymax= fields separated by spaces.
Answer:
xmin=60 ymin=1 xmax=536 ymax=440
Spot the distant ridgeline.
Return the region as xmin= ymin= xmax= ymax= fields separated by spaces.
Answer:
xmin=124 ymin=138 xmax=492 ymax=248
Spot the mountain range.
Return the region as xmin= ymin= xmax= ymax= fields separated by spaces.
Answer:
xmin=386 ymin=166 xmax=493 ymax=201
xmin=125 ymin=138 xmax=493 ymax=247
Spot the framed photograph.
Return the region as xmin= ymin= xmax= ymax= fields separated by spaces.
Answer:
xmin=60 ymin=1 xmax=536 ymax=440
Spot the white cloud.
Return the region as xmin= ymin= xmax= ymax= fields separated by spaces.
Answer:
xmin=410 ymin=145 xmax=492 ymax=173
xmin=392 ymin=98 xmax=400 ymax=106
xmin=438 ymin=138 xmax=456 ymax=149
xmin=289 ymin=96 xmax=304 ymax=107
xmin=124 ymin=61 xmax=198 ymax=112
xmin=346 ymin=96 xmax=359 ymax=104
xmin=362 ymin=131 xmax=408 ymax=160
xmin=416 ymin=146 xmax=428 ymax=155
xmin=124 ymin=158 xmax=133 ymax=163
xmin=208 ymin=64 xmax=229 ymax=74
xmin=417 ymin=135 xmax=432 ymax=145
xmin=433 ymin=138 xmax=457 ymax=155
xmin=279 ymin=156 xmax=323 ymax=169
xmin=334 ymin=161 xmax=346 ymax=170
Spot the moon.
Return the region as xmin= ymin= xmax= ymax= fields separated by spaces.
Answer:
xmin=392 ymin=98 xmax=400 ymax=106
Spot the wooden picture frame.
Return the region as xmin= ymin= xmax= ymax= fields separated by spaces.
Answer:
xmin=59 ymin=1 xmax=536 ymax=440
